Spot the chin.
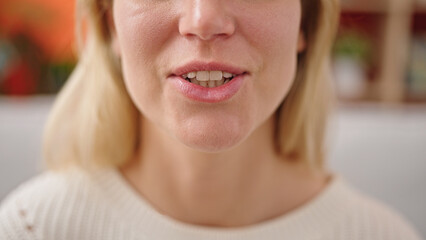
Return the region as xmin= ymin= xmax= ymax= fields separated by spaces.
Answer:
xmin=174 ymin=120 xmax=250 ymax=153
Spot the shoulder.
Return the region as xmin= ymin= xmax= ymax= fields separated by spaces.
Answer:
xmin=0 ymin=167 xmax=96 ymax=211
xmin=329 ymin=178 xmax=422 ymax=240
xmin=0 ymin=167 xmax=109 ymax=239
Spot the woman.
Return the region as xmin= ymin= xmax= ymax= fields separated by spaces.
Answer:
xmin=0 ymin=0 xmax=421 ymax=239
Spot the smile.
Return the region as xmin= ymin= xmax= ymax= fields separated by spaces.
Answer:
xmin=182 ymin=71 xmax=237 ymax=88
xmin=169 ymin=61 xmax=248 ymax=103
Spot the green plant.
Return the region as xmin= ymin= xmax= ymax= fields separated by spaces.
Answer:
xmin=333 ymin=31 xmax=372 ymax=63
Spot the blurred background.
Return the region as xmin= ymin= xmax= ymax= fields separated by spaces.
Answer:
xmin=0 ymin=0 xmax=425 ymax=236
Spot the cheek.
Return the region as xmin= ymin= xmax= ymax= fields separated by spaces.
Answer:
xmin=239 ymin=1 xmax=301 ymax=57
xmin=239 ymin=2 xmax=302 ymax=115
xmin=113 ymin=1 xmax=174 ymax=115
xmin=113 ymin=1 xmax=173 ymax=58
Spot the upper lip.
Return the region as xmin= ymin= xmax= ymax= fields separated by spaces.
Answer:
xmin=170 ymin=61 xmax=248 ymax=76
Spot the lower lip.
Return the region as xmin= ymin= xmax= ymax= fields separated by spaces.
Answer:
xmin=168 ymin=74 xmax=246 ymax=103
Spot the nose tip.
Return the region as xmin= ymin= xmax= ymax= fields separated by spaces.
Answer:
xmin=178 ymin=1 xmax=235 ymax=41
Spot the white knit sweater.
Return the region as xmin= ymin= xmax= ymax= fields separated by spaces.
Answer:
xmin=0 ymin=167 xmax=421 ymax=240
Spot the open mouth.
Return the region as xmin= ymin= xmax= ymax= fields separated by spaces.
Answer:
xmin=181 ymin=70 xmax=242 ymax=88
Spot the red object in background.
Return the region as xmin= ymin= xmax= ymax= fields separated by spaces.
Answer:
xmin=2 ymin=60 xmax=37 ymax=95
xmin=0 ymin=0 xmax=75 ymax=61
xmin=413 ymin=13 xmax=426 ymax=33
xmin=338 ymin=12 xmax=385 ymax=83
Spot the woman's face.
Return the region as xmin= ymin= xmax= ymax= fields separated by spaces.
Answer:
xmin=112 ymin=0 xmax=304 ymax=152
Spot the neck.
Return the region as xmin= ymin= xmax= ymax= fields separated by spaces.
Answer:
xmin=120 ymin=116 xmax=329 ymax=227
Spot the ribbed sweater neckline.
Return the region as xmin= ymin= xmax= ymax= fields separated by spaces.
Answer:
xmin=93 ymin=167 xmax=353 ymax=240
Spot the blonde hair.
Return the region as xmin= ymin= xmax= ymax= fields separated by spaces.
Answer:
xmin=43 ymin=0 xmax=340 ymax=170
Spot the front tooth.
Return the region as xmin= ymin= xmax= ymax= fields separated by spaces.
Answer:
xmin=200 ymin=81 xmax=208 ymax=87
xmin=223 ymin=72 xmax=233 ymax=78
xmin=187 ymin=72 xmax=196 ymax=78
xmin=208 ymin=80 xmax=215 ymax=88
xmin=196 ymin=71 xmax=209 ymax=81
xmin=192 ymin=79 xmax=200 ymax=85
xmin=210 ymin=71 xmax=222 ymax=80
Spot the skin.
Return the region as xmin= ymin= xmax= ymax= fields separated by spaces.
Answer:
xmin=112 ymin=0 xmax=329 ymax=227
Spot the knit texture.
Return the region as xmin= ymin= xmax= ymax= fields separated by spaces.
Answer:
xmin=0 ymin=167 xmax=422 ymax=240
